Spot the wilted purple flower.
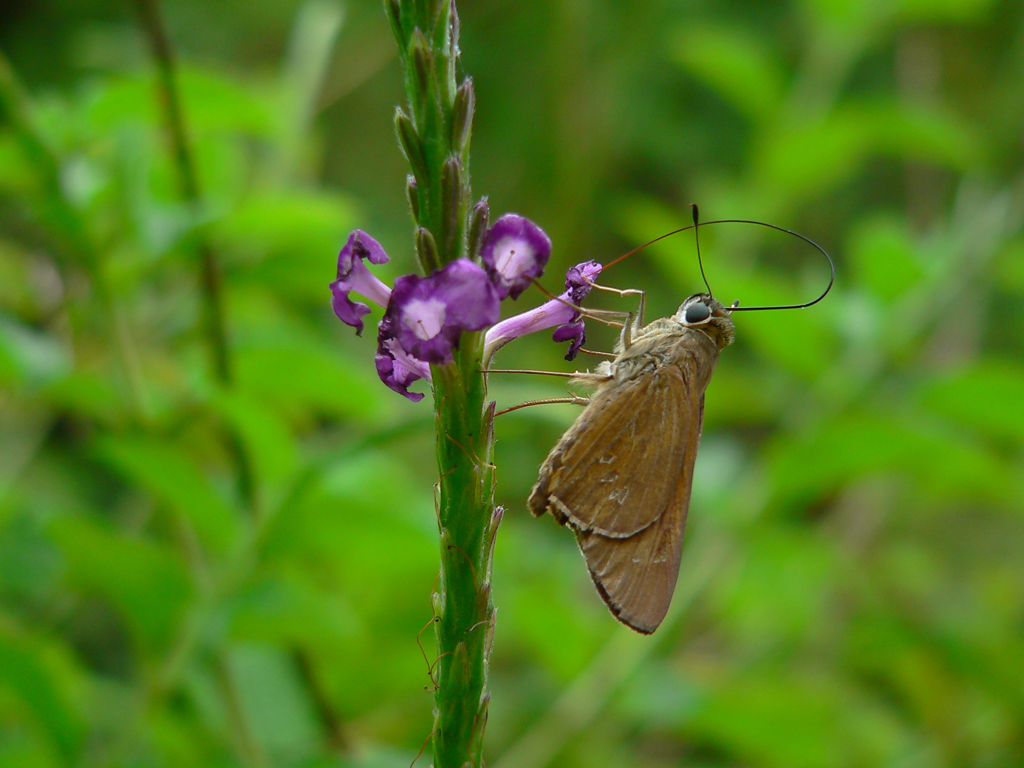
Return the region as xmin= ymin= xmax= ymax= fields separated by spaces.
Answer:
xmin=553 ymin=259 xmax=602 ymax=360
xmin=375 ymin=314 xmax=432 ymax=402
xmin=551 ymin=322 xmax=586 ymax=361
xmin=330 ymin=230 xmax=393 ymax=335
xmin=484 ymin=260 xmax=602 ymax=361
xmin=384 ymin=258 xmax=500 ymax=364
xmin=480 ymin=214 xmax=552 ymax=300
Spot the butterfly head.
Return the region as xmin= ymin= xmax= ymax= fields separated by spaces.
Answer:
xmin=674 ymin=293 xmax=735 ymax=350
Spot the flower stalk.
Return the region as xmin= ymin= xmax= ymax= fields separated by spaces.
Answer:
xmin=385 ymin=1 xmax=494 ymax=765
xmin=329 ymin=4 xmax=602 ymax=762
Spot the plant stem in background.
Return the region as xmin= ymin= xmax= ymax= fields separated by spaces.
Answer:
xmin=131 ymin=0 xmax=255 ymax=508
xmin=386 ymin=1 xmax=496 ymax=765
xmin=132 ymin=0 xmax=232 ymax=385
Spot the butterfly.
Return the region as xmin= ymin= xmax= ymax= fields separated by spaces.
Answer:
xmin=528 ymin=293 xmax=734 ymax=633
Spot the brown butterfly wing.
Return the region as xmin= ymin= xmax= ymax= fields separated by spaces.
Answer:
xmin=576 ymin=394 xmax=703 ymax=634
xmin=528 ymin=365 xmax=690 ymax=538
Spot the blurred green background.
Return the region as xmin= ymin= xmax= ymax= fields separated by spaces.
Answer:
xmin=2 ymin=0 xmax=1024 ymax=766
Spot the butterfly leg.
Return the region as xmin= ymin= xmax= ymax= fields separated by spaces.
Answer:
xmin=585 ymin=284 xmax=647 ymax=346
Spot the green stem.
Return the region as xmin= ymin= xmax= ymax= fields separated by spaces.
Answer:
xmin=386 ymin=1 xmax=495 ymax=765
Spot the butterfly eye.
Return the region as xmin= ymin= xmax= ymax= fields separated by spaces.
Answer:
xmin=684 ymin=302 xmax=711 ymax=324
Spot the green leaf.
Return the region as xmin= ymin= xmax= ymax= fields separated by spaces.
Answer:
xmin=717 ymin=526 xmax=837 ymax=643
xmin=670 ymin=25 xmax=786 ymax=122
xmin=0 ymin=629 xmax=85 ymax=762
xmin=688 ymin=669 xmax=908 ymax=768
xmin=219 ymin=188 xmax=359 ymax=303
xmin=48 ymin=515 xmax=192 ymax=658
xmin=95 ymin=435 xmax=242 ymax=555
xmin=85 ymin=67 xmax=273 ymax=138
xmin=225 ymin=644 xmax=324 ymax=764
xmin=755 ymin=101 xmax=981 ymax=203
xmin=236 ymin=341 xmax=390 ymax=422
xmin=767 ymin=409 xmax=1020 ymax=509
xmin=226 ymin=570 xmax=358 ymax=648
xmin=919 ymin=360 xmax=1024 ymax=445
xmin=0 ymin=319 xmax=70 ymax=390
xmin=209 ymin=389 xmax=300 ymax=501
xmin=848 ymin=215 xmax=924 ymax=302
xmin=0 ymin=132 xmax=35 ymax=193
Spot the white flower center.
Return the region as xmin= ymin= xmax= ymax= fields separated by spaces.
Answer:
xmin=402 ymin=297 xmax=447 ymax=340
xmin=493 ymin=236 xmax=534 ymax=278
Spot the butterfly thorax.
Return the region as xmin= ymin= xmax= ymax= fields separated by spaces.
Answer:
xmin=604 ymin=295 xmax=734 ymax=386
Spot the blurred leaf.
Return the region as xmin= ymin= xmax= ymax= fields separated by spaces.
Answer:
xmin=219 ymin=188 xmax=358 ymax=302
xmin=670 ymin=25 xmax=786 ymax=122
xmin=236 ymin=338 xmax=389 ymax=422
xmin=919 ymin=360 xmax=1024 ymax=445
xmin=688 ymin=669 xmax=906 ymax=768
xmin=767 ymin=409 xmax=1020 ymax=508
xmin=275 ymin=0 xmax=346 ymax=180
xmin=0 ymin=319 xmax=70 ymax=390
xmin=755 ymin=102 xmax=981 ymax=203
xmin=993 ymin=238 xmax=1024 ymax=293
xmin=895 ymin=0 xmax=997 ymax=23
xmin=40 ymin=371 xmax=125 ymax=426
xmin=209 ymin=388 xmax=300 ymax=501
xmin=85 ymin=67 xmax=273 ymax=138
xmin=0 ymin=628 xmax=85 ymax=762
xmin=48 ymin=514 xmax=192 ymax=657
xmin=0 ymin=132 xmax=35 ymax=193
xmin=618 ymin=662 xmax=702 ymax=729
xmin=226 ymin=570 xmax=358 ymax=648
xmin=717 ymin=526 xmax=837 ymax=643
xmin=702 ymin=363 xmax=786 ymax=425
xmin=848 ymin=215 xmax=924 ymax=302
xmin=0 ymin=730 xmax=61 ymax=768
xmin=800 ymin=0 xmax=993 ymax=37
xmin=95 ymin=434 xmax=242 ymax=555
xmin=226 ymin=644 xmax=324 ymax=764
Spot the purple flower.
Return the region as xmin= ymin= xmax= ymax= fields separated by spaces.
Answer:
xmin=384 ymin=259 xmax=500 ymax=364
xmin=329 ymin=224 xmax=604 ymax=401
xmin=375 ymin=314 xmax=432 ymax=402
xmin=484 ymin=260 xmax=602 ymax=361
xmin=330 ymin=230 xmax=393 ymax=336
xmin=480 ymin=214 xmax=552 ymax=300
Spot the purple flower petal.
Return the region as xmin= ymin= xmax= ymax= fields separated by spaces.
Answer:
xmin=387 ymin=259 xmax=500 ymax=364
xmin=483 ymin=260 xmax=603 ymax=360
xmin=480 ymin=214 xmax=552 ymax=300
xmin=552 ymin=319 xmax=587 ymax=361
xmin=375 ymin=314 xmax=432 ymax=402
xmin=330 ymin=230 xmax=393 ymax=336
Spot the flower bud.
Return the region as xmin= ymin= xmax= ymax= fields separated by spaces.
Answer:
xmin=395 ymin=108 xmax=426 ymax=184
xmin=451 ymin=78 xmax=475 ymax=154
xmin=406 ymin=175 xmax=419 ymax=221
xmin=468 ymin=197 xmax=489 ymax=260
xmin=384 ymin=0 xmax=402 ymax=43
xmin=416 ymin=227 xmax=441 ymax=273
xmin=441 ymin=155 xmax=464 ymax=254
xmin=409 ymin=28 xmax=432 ymax=98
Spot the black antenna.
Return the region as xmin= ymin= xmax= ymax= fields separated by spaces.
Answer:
xmin=691 ymin=204 xmax=712 ymax=296
xmin=601 ymin=216 xmax=835 ymax=312
xmin=721 ymin=219 xmax=835 ymax=311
